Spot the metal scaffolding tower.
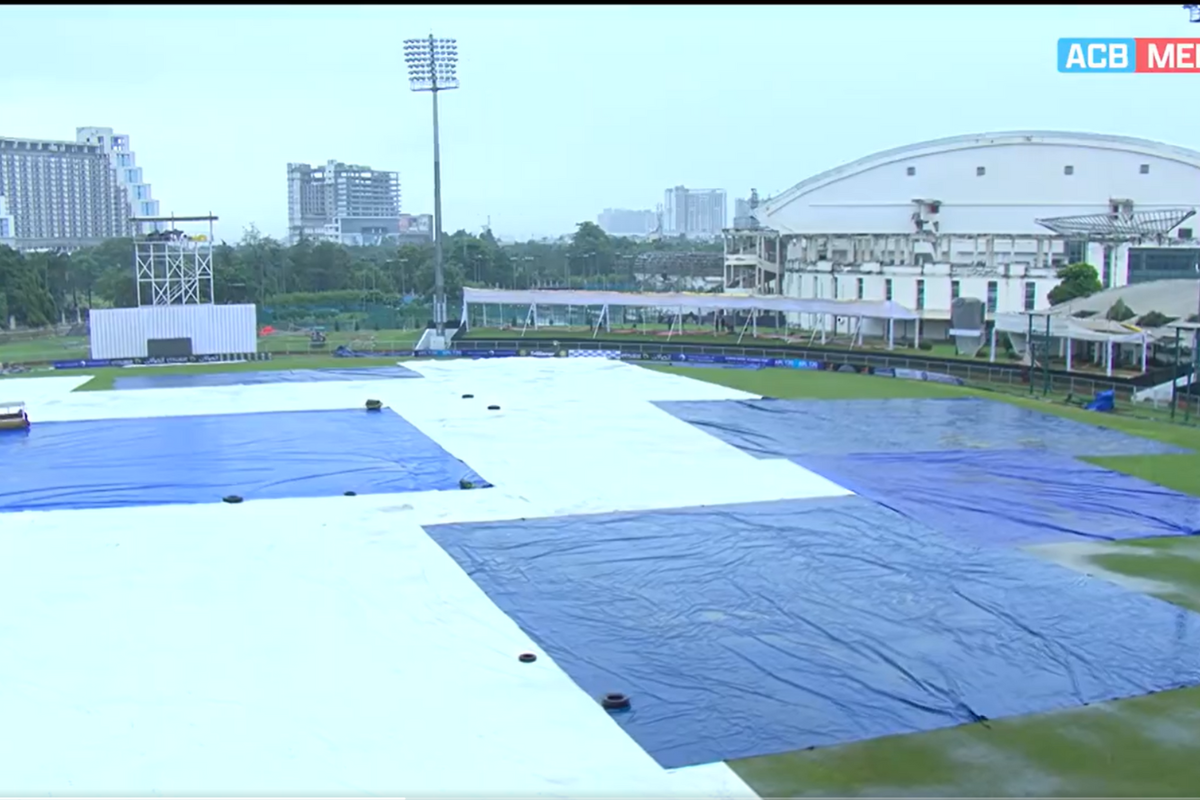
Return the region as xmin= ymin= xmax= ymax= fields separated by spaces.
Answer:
xmin=131 ymin=215 xmax=217 ymax=306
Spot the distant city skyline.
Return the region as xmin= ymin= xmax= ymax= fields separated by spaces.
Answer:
xmin=663 ymin=186 xmax=727 ymax=239
xmin=1 ymin=5 xmax=1194 ymax=242
xmin=596 ymin=207 xmax=657 ymax=237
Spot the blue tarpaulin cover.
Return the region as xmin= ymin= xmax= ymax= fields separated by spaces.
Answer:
xmin=656 ymin=397 xmax=1186 ymax=457
xmin=0 ymin=409 xmax=486 ymax=512
xmin=111 ymin=366 xmax=421 ymax=390
xmin=427 ymin=497 xmax=1200 ymax=769
xmin=797 ymin=450 xmax=1200 ymax=547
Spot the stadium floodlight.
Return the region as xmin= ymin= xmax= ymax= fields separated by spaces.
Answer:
xmin=404 ymin=36 xmax=460 ymax=92
xmin=404 ymin=34 xmax=459 ymax=338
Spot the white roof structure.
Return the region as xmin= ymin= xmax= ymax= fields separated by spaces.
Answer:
xmin=1047 ymin=279 xmax=1200 ymax=321
xmin=462 ymin=287 xmax=920 ymax=320
xmin=753 ymin=130 xmax=1200 ymax=236
xmin=995 ymin=313 xmax=1148 ymax=344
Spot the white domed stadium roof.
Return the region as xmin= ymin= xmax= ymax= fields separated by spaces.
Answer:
xmin=755 ymin=131 xmax=1200 ymax=237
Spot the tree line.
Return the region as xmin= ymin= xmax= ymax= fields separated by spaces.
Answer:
xmin=0 ymin=221 xmax=720 ymax=328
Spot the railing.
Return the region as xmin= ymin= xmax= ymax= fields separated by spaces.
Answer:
xmin=455 ymin=336 xmax=1194 ymax=409
xmin=0 ymin=324 xmax=74 ymax=343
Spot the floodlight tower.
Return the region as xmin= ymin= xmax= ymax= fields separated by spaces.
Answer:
xmin=404 ymin=34 xmax=459 ymax=339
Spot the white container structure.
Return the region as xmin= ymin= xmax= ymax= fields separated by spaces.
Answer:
xmin=89 ymin=304 xmax=258 ymax=360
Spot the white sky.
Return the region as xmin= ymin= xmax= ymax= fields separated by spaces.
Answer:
xmin=0 ymin=4 xmax=1194 ymax=242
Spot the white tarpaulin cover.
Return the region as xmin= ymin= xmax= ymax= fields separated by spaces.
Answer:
xmin=0 ymin=361 xmax=835 ymax=796
xmin=463 ymin=287 xmax=920 ymax=320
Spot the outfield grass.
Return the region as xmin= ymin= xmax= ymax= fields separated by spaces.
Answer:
xmin=650 ymin=364 xmax=1200 ymax=797
xmin=0 ymin=336 xmax=90 ymax=363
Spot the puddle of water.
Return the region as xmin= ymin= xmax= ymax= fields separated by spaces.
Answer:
xmin=844 ymin=736 xmax=1065 ymax=798
xmin=1025 ymin=541 xmax=1179 ymax=597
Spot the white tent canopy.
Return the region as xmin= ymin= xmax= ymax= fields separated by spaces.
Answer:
xmin=994 ymin=312 xmax=1151 ymax=376
xmin=462 ymin=287 xmax=920 ymax=320
xmin=994 ymin=313 xmax=1149 ymax=345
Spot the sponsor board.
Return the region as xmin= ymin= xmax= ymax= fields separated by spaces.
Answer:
xmin=821 ymin=363 xmax=965 ymax=386
xmin=52 ymin=353 xmax=269 ymax=370
xmin=568 ymin=350 xmax=621 ymax=358
xmin=667 ymin=353 xmax=822 ymax=370
xmin=922 ymin=371 xmax=966 ymax=386
xmin=517 ymin=349 xmax=566 ymax=358
xmin=412 ymin=349 xmax=521 ymax=359
xmin=780 ymin=358 xmax=822 ymax=370
xmin=889 ymin=367 xmax=966 ymax=386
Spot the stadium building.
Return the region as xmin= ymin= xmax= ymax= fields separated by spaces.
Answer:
xmin=725 ymin=131 xmax=1200 ymax=339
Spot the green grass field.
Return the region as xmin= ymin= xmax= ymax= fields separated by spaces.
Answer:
xmin=2 ymin=357 xmax=1198 ymax=796
xmin=648 ymin=364 xmax=1200 ymax=797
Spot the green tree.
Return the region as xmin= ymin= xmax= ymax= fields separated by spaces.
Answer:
xmin=0 ymin=225 xmax=732 ymax=324
xmin=1105 ymin=298 xmax=1136 ymax=322
xmin=1047 ymin=262 xmax=1103 ymax=306
xmin=68 ymin=251 xmax=102 ymax=309
xmin=95 ymin=263 xmax=137 ymax=308
xmin=566 ymin=221 xmax=614 ymax=284
xmin=0 ymin=246 xmax=57 ymax=326
xmin=238 ymin=225 xmax=287 ymax=300
xmin=1136 ymin=310 xmax=1176 ymax=328
xmin=392 ymin=244 xmax=432 ymax=295
xmin=25 ymin=251 xmax=73 ymax=315
xmin=446 ymin=230 xmax=492 ymax=285
xmin=87 ymin=237 xmax=137 ymax=307
xmin=213 ymin=242 xmax=253 ymax=303
xmin=414 ymin=257 xmax=463 ymax=299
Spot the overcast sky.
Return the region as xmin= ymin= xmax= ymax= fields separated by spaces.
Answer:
xmin=0 ymin=4 xmax=1193 ymax=242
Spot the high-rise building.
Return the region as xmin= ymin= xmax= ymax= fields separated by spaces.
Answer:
xmin=0 ymin=194 xmax=13 ymax=241
xmin=0 ymin=127 xmax=160 ymax=248
xmin=662 ymin=186 xmax=727 ymax=238
xmin=596 ymin=208 xmax=657 ymax=236
xmin=0 ymin=134 xmax=126 ymax=247
xmin=287 ymin=160 xmax=405 ymax=246
xmin=732 ymin=189 xmax=761 ymax=229
xmin=75 ymin=127 xmax=161 ymax=224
